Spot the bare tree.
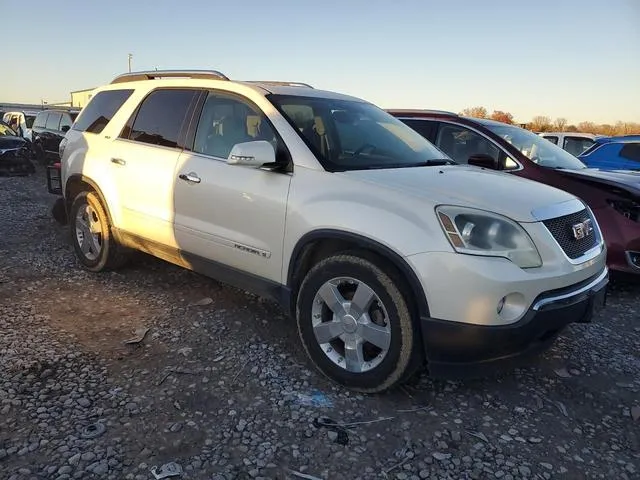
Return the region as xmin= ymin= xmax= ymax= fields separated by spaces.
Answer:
xmin=489 ymin=110 xmax=514 ymax=124
xmin=530 ymin=116 xmax=552 ymax=132
xmin=577 ymin=121 xmax=597 ymax=133
xmin=553 ymin=117 xmax=568 ymax=131
xmin=460 ymin=106 xmax=487 ymax=118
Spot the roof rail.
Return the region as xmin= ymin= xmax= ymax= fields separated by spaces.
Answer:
xmin=387 ymin=109 xmax=458 ymax=116
xmin=111 ymin=69 xmax=229 ymax=84
xmin=246 ymin=81 xmax=314 ymax=89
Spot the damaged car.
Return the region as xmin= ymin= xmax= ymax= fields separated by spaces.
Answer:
xmin=0 ymin=120 xmax=35 ymax=176
xmin=389 ymin=110 xmax=640 ymax=274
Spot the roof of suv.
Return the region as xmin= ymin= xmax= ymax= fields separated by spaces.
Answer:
xmin=387 ymin=110 xmax=512 ymax=128
xmin=102 ymin=70 xmax=365 ymax=103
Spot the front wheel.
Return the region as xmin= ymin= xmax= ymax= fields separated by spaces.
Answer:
xmin=296 ymin=253 xmax=419 ymax=393
xmin=69 ymin=191 xmax=128 ymax=272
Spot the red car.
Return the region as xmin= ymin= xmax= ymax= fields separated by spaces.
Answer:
xmin=388 ymin=110 xmax=640 ymax=274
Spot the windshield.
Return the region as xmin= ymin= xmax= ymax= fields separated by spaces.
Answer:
xmin=485 ymin=123 xmax=587 ymax=170
xmin=268 ymin=94 xmax=452 ymax=171
xmin=0 ymin=122 xmax=17 ymax=136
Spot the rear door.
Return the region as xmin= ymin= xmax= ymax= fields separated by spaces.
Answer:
xmin=43 ymin=112 xmax=62 ymax=156
xmin=109 ymin=88 xmax=201 ymax=246
xmin=32 ymin=111 xmax=48 ymax=156
xmin=618 ymin=143 xmax=640 ymax=170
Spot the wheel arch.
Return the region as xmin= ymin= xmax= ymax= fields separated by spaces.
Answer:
xmin=64 ymin=174 xmax=115 ymax=226
xmin=287 ymin=229 xmax=430 ymax=319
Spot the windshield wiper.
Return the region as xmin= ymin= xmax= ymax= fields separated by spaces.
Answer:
xmin=362 ymin=159 xmax=456 ymax=170
xmin=419 ymin=159 xmax=457 ymax=166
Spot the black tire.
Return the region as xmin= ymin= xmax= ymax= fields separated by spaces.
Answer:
xmin=69 ymin=191 xmax=128 ymax=272
xmin=296 ymin=253 xmax=419 ymax=393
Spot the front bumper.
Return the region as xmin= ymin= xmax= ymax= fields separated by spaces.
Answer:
xmin=421 ymin=267 xmax=608 ymax=378
xmin=0 ymin=149 xmax=35 ymax=176
xmin=591 ymin=206 xmax=640 ymax=274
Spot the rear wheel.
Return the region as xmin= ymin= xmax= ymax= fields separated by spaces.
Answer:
xmin=69 ymin=191 xmax=128 ymax=272
xmin=296 ymin=253 xmax=419 ymax=393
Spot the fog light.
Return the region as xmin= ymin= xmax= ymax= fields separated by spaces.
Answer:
xmin=497 ymin=293 xmax=527 ymax=322
xmin=627 ymin=251 xmax=640 ymax=269
xmin=497 ymin=297 xmax=506 ymax=314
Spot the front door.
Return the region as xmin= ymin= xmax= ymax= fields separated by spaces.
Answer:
xmin=173 ymin=91 xmax=292 ymax=283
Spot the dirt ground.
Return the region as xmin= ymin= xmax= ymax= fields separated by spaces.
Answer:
xmin=0 ymin=169 xmax=638 ymax=480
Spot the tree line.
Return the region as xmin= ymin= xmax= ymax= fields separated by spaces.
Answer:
xmin=460 ymin=106 xmax=640 ymax=136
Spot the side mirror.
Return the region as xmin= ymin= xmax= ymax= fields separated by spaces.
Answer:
xmin=227 ymin=140 xmax=276 ymax=168
xmin=468 ymin=153 xmax=500 ymax=170
xmin=61 ymin=125 xmax=70 ymax=133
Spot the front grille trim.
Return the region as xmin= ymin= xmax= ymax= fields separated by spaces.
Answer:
xmin=542 ymin=208 xmax=601 ymax=262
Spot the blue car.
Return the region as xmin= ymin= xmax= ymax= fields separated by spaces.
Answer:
xmin=579 ymin=136 xmax=640 ymax=171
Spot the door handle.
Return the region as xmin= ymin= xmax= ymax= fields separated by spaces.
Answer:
xmin=179 ymin=172 xmax=201 ymax=184
xmin=111 ymin=158 xmax=126 ymax=166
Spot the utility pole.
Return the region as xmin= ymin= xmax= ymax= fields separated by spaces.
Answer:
xmin=128 ymin=53 xmax=133 ymax=73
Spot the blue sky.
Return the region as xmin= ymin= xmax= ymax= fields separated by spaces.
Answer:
xmin=5 ymin=0 xmax=639 ymax=124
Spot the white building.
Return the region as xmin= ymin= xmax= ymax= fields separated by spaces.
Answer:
xmin=70 ymin=88 xmax=96 ymax=108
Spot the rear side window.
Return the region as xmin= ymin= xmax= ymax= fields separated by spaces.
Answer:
xmin=122 ymin=89 xmax=199 ymax=149
xmin=73 ymin=89 xmax=134 ymax=134
xmin=563 ymin=136 xmax=594 ymax=156
xmin=401 ymin=119 xmax=437 ymax=141
xmin=59 ymin=113 xmax=74 ymax=131
xmin=45 ymin=112 xmax=62 ymax=130
xmin=33 ymin=112 xmax=48 ymax=128
xmin=543 ymin=135 xmax=558 ymax=145
xmin=620 ymin=143 xmax=640 ymax=162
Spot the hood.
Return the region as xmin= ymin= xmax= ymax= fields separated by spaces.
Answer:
xmin=557 ymin=168 xmax=640 ymax=195
xmin=0 ymin=136 xmax=27 ymax=150
xmin=341 ymin=165 xmax=577 ymax=222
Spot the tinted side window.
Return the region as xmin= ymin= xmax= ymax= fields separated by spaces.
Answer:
xmin=401 ymin=119 xmax=437 ymax=141
xmin=34 ymin=112 xmax=48 ymax=128
xmin=620 ymin=143 xmax=640 ymax=162
xmin=45 ymin=112 xmax=62 ymax=130
xmin=543 ymin=135 xmax=558 ymax=145
xmin=563 ymin=137 xmax=594 ymax=156
xmin=124 ymin=89 xmax=198 ymax=149
xmin=435 ymin=124 xmax=499 ymax=164
xmin=59 ymin=114 xmax=73 ymax=131
xmin=73 ymin=89 xmax=134 ymax=134
xmin=193 ymin=92 xmax=278 ymax=158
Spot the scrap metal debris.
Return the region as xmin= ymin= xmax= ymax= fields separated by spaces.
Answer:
xmin=123 ymin=327 xmax=150 ymax=345
xmin=288 ymin=470 xmax=322 ymax=480
xmin=312 ymin=417 xmax=349 ymax=445
xmin=554 ymin=367 xmax=572 ymax=378
xmin=80 ymin=422 xmax=106 ymax=439
xmin=191 ymin=297 xmax=213 ymax=306
xmin=466 ymin=430 xmax=489 ymax=443
xmin=151 ymin=462 xmax=183 ymax=479
xmin=292 ymin=391 xmax=333 ymax=408
xmin=553 ymin=400 xmax=569 ymax=417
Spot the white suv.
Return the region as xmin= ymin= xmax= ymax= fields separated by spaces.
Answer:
xmin=49 ymin=70 xmax=608 ymax=392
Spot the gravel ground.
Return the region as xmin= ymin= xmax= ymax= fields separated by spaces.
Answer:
xmin=1 ymin=168 xmax=639 ymax=480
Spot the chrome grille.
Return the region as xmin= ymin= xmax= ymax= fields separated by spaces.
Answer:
xmin=543 ymin=209 xmax=598 ymax=260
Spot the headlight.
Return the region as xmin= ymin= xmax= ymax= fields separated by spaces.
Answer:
xmin=436 ymin=205 xmax=542 ymax=268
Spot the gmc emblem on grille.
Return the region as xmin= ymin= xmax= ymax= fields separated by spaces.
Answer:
xmin=571 ymin=218 xmax=593 ymax=240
